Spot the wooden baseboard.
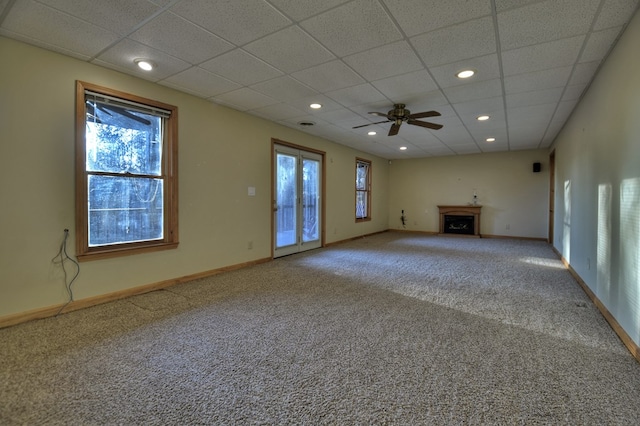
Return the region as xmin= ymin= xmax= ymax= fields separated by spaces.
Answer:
xmin=0 ymin=256 xmax=272 ymax=329
xmin=481 ymin=233 xmax=548 ymax=241
xmin=552 ymin=247 xmax=640 ymax=364
xmin=324 ymin=229 xmax=390 ymax=247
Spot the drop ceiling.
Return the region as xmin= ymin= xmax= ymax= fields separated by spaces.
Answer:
xmin=1 ymin=0 xmax=638 ymax=159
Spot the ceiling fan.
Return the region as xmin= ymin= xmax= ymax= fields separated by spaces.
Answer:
xmin=353 ymin=103 xmax=443 ymax=136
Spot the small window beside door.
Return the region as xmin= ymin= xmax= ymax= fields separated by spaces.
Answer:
xmin=356 ymin=158 xmax=371 ymax=222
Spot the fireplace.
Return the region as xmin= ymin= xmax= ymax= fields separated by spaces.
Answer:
xmin=438 ymin=205 xmax=482 ymax=237
xmin=444 ymin=215 xmax=474 ymax=235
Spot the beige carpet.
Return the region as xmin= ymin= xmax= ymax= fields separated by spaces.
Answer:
xmin=1 ymin=232 xmax=639 ymax=424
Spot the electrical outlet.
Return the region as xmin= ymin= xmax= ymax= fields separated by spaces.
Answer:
xmin=247 ymin=241 xmax=253 ymax=250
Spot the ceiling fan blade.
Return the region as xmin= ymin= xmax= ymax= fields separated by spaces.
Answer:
xmin=408 ymin=110 xmax=441 ymax=119
xmin=388 ymin=123 xmax=401 ymax=136
xmin=408 ymin=119 xmax=443 ymax=130
xmin=353 ymin=120 xmax=389 ymax=129
xmin=368 ymin=112 xmax=388 ymax=118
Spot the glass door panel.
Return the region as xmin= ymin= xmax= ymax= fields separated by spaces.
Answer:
xmin=302 ymin=157 xmax=320 ymax=244
xmin=274 ymin=145 xmax=322 ymax=257
xmin=275 ymin=152 xmax=297 ymax=249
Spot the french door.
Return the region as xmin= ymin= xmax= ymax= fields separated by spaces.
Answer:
xmin=273 ymin=144 xmax=322 ymax=257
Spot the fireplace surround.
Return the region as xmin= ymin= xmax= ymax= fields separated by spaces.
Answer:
xmin=438 ymin=205 xmax=482 ymax=237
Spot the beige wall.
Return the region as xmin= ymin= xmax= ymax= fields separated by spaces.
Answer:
xmin=0 ymin=37 xmax=389 ymax=318
xmin=552 ymin=9 xmax=640 ymax=347
xmin=388 ymin=150 xmax=550 ymax=238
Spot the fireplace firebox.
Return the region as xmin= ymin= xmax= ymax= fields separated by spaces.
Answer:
xmin=438 ymin=205 xmax=482 ymax=238
xmin=444 ymin=215 xmax=474 ymax=235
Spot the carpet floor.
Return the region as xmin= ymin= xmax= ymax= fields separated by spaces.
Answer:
xmin=1 ymin=232 xmax=639 ymax=424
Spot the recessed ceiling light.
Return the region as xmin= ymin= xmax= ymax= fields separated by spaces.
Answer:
xmin=298 ymin=121 xmax=315 ymax=126
xmin=134 ymin=59 xmax=155 ymax=71
xmin=367 ymin=131 xmax=377 ymax=136
xmin=309 ymin=103 xmax=322 ymax=109
xmin=399 ymin=146 xmax=407 ymax=150
xmin=486 ymin=137 xmax=496 ymax=142
xmin=477 ymin=115 xmax=490 ymax=121
xmin=456 ymin=69 xmax=475 ymax=79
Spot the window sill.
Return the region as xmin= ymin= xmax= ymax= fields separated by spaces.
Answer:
xmin=77 ymin=241 xmax=179 ymax=262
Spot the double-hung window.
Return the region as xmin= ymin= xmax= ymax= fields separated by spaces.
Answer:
xmin=75 ymin=81 xmax=178 ymax=260
xmin=355 ymin=158 xmax=371 ymax=221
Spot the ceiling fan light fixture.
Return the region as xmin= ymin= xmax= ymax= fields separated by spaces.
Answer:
xmin=477 ymin=115 xmax=490 ymax=121
xmin=309 ymin=103 xmax=322 ymax=109
xmin=486 ymin=137 xmax=496 ymax=142
xmin=456 ymin=69 xmax=475 ymax=79
xmin=134 ymin=58 xmax=155 ymax=71
xmin=399 ymin=146 xmax=408 ymax=150
xmin=368 ymin=131 xmax=377 ymax=136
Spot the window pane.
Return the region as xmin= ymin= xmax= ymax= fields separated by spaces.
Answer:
xmin=356 ymin=190 xmax=367 ymax=219
xmin=356 ymin=162 xmax=368 ymax=190
xmin=86 ymin=100 xmax=162 ymax=175
xmin=88 ymin=175 xmax=164 ymax=246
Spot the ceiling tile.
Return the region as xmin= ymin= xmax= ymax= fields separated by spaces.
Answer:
xmin=470 ymin=128 xmax=509 ymax=144
xmin=507 ymin=104 xmax=556 ymax=126
xmin=94 ymin=38 xmax=191 ymax=81
xmin=288 ymin=94 xmax=344 ymax=113
xmin=250 ymin=103 xmax=306 ymax=121
xmin=36 ymin=0 xmax=162 ymax=35
xmin=372 ymin=70 xmax=438 ymax=101
xmin=1 ymin=0 xmax=119 ymax=58
xmin=561 ymin=84 xmax=588 ymax=101
xmin=568 ymin=61 xmax=601 ymax=85
xmin=199 ymin=49 xmax=283 ymax=86
xmin=411 ymin=16 xmax=497 ymax=67
xmin=503 ymin=66 xmax=573 ymax=94
xmin=579 ymin=26 xmax=623 ymax=63
xmin=506 ymin=87 xmax=563 ymax=108
xmin=593 ymin=0 xmax=640 ymax=30
xmin=453 ymin=96 xmax=505 ymax=116
xmin=160 ymin=67 xmax=241 ymax=98
xmin=300 ymin=0 xmax=403 ymax=57
xmin=326 ymin=84 xmax=386 ymax=108
xmin=250 ymin=76 xmax=318 ymax=102
xmin=291 ymin=60 xmax=365 ymax=93
xmin=444 ymin=78 xmax=503 ymax=104
xmin=494 ymin=0 xmax=543 ymax=13
xmin=552 ymin=100 xmax=579 ymax=122
xmin=317 ymin=108 xmax=371 ymax=130
xmin=211 ymin=88 xmax=279 ymax=111
xmin=430 ymin=54 xmax=501 ymax=89
xmin=343 ymin=41 xmax=424 ymax=81
xmin=268 ymin=0 xmax=351 ymax=21
xmin=171 ymin=0 xmax=291 ymax=45
xmin=243 ymin=26 xmax=335 ymax=74
xmin=501 ymin=35 xmax=585 ymax=76
xmin=129 ymin=12 xmax=234 ymax=65
xmin=383 ymin=0 xmax=492 ymax=37
xmin=498 ymin=0 xmax=600 ymax=50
